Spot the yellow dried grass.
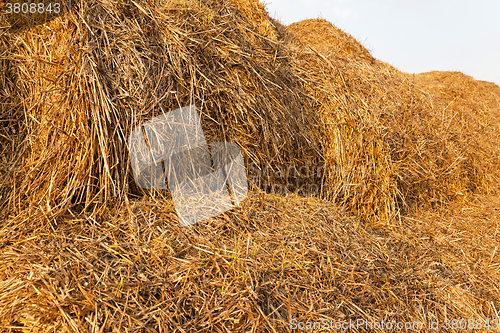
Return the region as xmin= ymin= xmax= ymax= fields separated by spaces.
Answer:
xmin=287 ymin=18 xmax=500 ymax=219
xmin=1 ymin=3 xmax=500 ymax=332
xmin=1 ymin=0 xmax=326 ymax=229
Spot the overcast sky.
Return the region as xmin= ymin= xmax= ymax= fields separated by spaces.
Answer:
xmin=264 ymin=0 xmax=500 ymax=86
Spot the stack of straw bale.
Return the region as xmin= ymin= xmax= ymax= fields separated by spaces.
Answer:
xmin=1 ymin=5 xmax=499 ymax=227
xmin=1 ymin=0 xmax=326 ymax=228
xmin=287 ymin=19 xmax=500 ymax=220
xmin=1 ymin=2 xmax=500 ymax=331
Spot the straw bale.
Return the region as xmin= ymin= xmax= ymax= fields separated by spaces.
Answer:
xmin=0 ymin=0 xmax=326 ymax=228
xmin=1 ymin=2 xmax=499 ymax=229
xmin=1 ymin=1 xmax=500 ymax=331
xmin=286 ymin=18 xmax=500 ymax=216
xmin=288 ymin=18 xmax=375 ymax=64
xmin=407 ymin=71 xmax=500 ymax=197
xmin=413 ymin=71 xmax=500 ymax=128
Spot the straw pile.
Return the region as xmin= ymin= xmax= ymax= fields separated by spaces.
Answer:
xmin=413 ymin=71 xmax=500 ymax=130
xmin=1 ymin=1 xmax=500 ymax=332
xmin=287 ymin=19 xmax=500 ymax=218
xmin=2 ymin=9 xmax=498 ymax=227
xmin=287 ymin=18 xmax=375 ymax=63
xmin=405 ymin=70 xmax=500 ymax=198
xmin=1 ymin=194 xmax=499 ymax=331
xmin=0 ymin=0 xmax=327 ymax=229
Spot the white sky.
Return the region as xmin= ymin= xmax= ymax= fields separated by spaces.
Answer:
xmin=264 ymin=0 xmax=500 ymax=85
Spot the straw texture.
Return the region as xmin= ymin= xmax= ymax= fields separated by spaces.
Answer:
xmin=1 ymin=2 xmax=500 ymax=332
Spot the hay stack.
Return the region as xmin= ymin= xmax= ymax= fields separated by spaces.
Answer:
xmin=413 ymin=71 xmax=500 ymax=129
xmin=286 ymin=19 xmax=398 ymax=222
xmin=1 ymin=194 xmax=499 ymax=331
xmin=1 ymin=2 xmax=500 ymax=332
xmin=0 ymin=0 xmax=326 ymax=229
xmin=1 ymin=5 xmax=499 ymax=228
xmin=288 ymin=18 xmax=375 ymax=63
xmin=407 ymin=71 xmax=500 ymax=196
xmin=286 ymin=18 xmax=500 ymax=217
